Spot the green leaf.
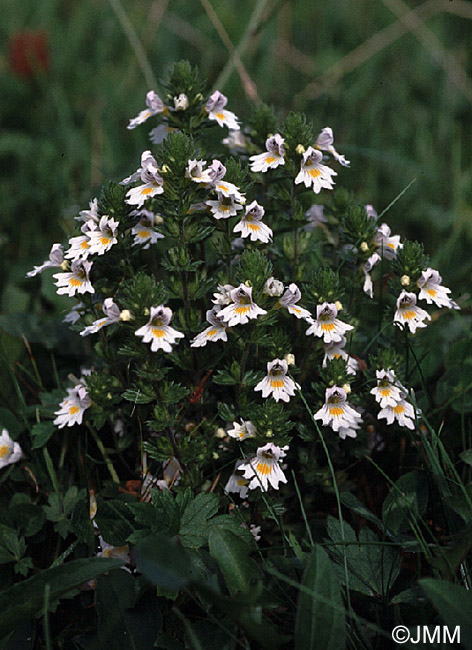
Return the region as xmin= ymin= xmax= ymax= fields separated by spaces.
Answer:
xmin=208 ymin=528 xmax=261 ymax=596
xmin=340 ymin=492 xmax=384 ymax=529
xmin=382 ymin=471 xmax=428 ymax=533
xmin=179 ymin=493 xmax=219 ymax=548
xmin=95 ymin=570 xmax=162 ymax=650
xmin=94 ymin=498 xmax=134 ymax=546
xmin=0 ymin=409 xmax=22 ymax=438
xmin=134 ymin=535 xmax=194 ymax=591
xmin=460 ymin=450 xmax=472 ymax=466
xmin=420 ymin=579 xmax=472 ymax=650
xmin=30 ymin=421 xmax=55 ymax=449
xmin=295 ymin=546 xmax=345 ymax=650
xmin=121 ymin=389 xmax=155 ymax=404
xmin=0 ymin=557 xmax=122 ymax=638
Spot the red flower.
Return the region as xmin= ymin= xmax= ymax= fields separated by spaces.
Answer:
xmin=8 ymin=30 xmax=49 ymax=79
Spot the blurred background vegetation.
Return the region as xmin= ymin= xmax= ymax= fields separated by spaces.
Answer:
xmin=1 ymin=0 xmax=471 ymax=406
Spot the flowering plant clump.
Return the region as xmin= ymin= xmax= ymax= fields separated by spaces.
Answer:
xmin=3 ymin=62 xmax=467 ymax=647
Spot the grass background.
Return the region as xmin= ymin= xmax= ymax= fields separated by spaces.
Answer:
xmin=1 ymin=0 xmax=471 ymax=326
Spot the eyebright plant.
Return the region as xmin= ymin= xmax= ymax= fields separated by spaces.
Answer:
xmin=3 ymin=61 xmax=466 ymax=647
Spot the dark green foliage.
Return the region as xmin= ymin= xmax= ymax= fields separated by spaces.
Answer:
xmin=234 ymin=249 xmax=273 ymax=294
xmin=248 ymin=103 xmax=278 ymax=149
xmin=305 ymin=268 xmax=343 ymax=304
xmin=394 ymin=239 xmax=429 ymax=284
xmin=282 ymin=112 xmax=314 ymax=158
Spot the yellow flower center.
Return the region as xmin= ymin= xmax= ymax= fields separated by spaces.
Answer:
xmin=0 ymin=445 xmax=10 ymax=458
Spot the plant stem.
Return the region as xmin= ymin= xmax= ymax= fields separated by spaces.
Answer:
xmin=86 ymin=423 xmax=120 ymax=484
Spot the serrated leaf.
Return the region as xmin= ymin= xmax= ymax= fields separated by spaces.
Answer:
xmin=382 ymin=471 xmax=428 ymax=533
xmin=30 ymin=421 xmax=55 ymax=449
xmin=295 ymin=546 xmax=345 ymax=650
xmin=179 ymin=493 xmax=219 ymax=548
xmin=121 ymin=389 xmax=155 ymax=404
xmin=94 ymin=498 xmax=135 ymax=546
xmin=0 ymin=557 xmax=123 ymax=638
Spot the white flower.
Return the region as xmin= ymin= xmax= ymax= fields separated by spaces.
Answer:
xmin=65 ymin=220 xmax=96 ymax=261
xmin=219 ymin=285 xmax=267 ymax=326
xmin=63 ymin=302 xmax=83 ymax=324
xmin=211 ymin=179 xmax=245 ymax=204
xmin=239 ymin=443 xmax=288 ymax=491
xmin=254 ymin=359 xmax=299 ymax=403
xmin=263 ymin=277 xmax=284 ymax=297
xmin=0 ymin=429 xmax=22 ymax=469
xmin=394 ymin=291 xmax=431 ymax=333
xmin=97 ymin=537 xmax=130 ymax=566
xmin=227 ymin=420 xmax=256 ymax=441
xmin=295 ymin=147 xmax=337 ymax=193
xmin=212 ymin=284 xmax=234 ymax=306
xmin=127 ymin=90 xmax=165 ymax=130
xmin=131 ymin=210 xmax=164 ymax=248
xmin=323 ymin=338 xmax=358 ymax=375
xmin=417 ymin=268 xmax=458 ymax=309
xmin=363 ymin=252 xmax=381 ymax=299
xmin=233 ymin=200 xmax=272 ymax=243
xmin=222 ymin=130 xmax=248 ymax=152
xmin=315 ymin=127 xmax=350 ymax=167
xmin=80 ymin=298 xmax=120 ymax=337
xmin=370 ymin=369 xmax=404 ymax=408
xmin=124 ymin=151 xmax=164 ymax=207
xmin=88 ymin=216 xmax=119 ymax=256
xmin=135 ymin=305 xmax=184 ymax=353
xmin=249 ymin=524 xmax=261 ymax=541
xmin=306 ymin=302 xmax=354 ymax=343
xmin=284 ymin=353 xmax=295 ymax=366
xmin=338 ymin=421 xmax=361 ymax=440
xmin=76 ymin=197 xmax=99 ymax=223
xmin=173 ymin=93 xmax=189 ymax=110
xmin=190 ymin=308 xmax=228 ymax=347
xmin=378 ymin=396 xmax=416 ymax=430
xmin=53 ymin=383 xmax=91 ymax=428
xmin=249 ymin=134 xmax=285 ymax=172
xmin=54 ymin=259 xmax=94 ymax=297
xmin=305 ymin=204 xmax=327 ymax=228
xmin=207 ymin=159 xmax=227 ymax=183
xmin=206 ymin=192 xmax=243 ymax=220
xmin=375 ymin=223 xmax=402 ymax=260
xmin=186 ymin=159 xmax=213 ymax=184
xmin=205 ymin=90 xmax=240 ymax=130
xmin=27 ymin=243 xmax=64 ymax=277
xmin=314 ymin=386 xmax=362 ymax=433
xmin=278 ymin=283 xmax=312 ymax=320
xmin=224 ymin=460 xmax=249 ymax=499
xmin=365 ymin=204 xmax=378 ymax=220
xmin=149 ymin=124 xmax=175 ymax=144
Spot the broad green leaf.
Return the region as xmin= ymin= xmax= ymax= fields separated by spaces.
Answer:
xmin=134 ymin=534 xmax=194 ymax=591
xmin=0 ymin=409 xmax=22 ymax=438
xmin=420 ymin=578 xmax=472 ymax=650
xmin=382 ymin=471 xmax=428 ymax=533
xmin=0 ymin=557 xmax=122 ymax=638
xmin=30 ymin=421 xmax=55 ymax=449
xmin=95 ymin=569 xmax=162 ymax=650
xmin=179 ymin=493 xmax=219 ymax=548
xmin=94 ymin=498 xmax=134 ymax=546
xmin=208 ymin=528 xmax=261 ymax=596
xmin=295 ymin=546 xmax=345 ymax=650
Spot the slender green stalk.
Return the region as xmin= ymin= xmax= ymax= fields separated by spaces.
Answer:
xmin=107 ymin=0 xmax=157 ymax=89
xmin=291 ymin=470 xmax=315 ymax=548
xmin=86 ymin=423 xmax=120 ymax=484
xmin=298 ymin=388 xmax=352 ymax=612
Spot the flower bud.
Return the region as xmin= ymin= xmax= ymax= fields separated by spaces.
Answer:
xmin=343 ymin=383 xmax=351 ymax=394
xmin=335 ymin=300 xmax=343 ymax=311
xmin=265 ymin=429 xmax=273 ymax=438
xmin=284 ymin=353 xmax=295 ymax=366
xmin=295 ymin=144 xmax=306 ymax=154
xmin=360 ymin=241 xmax=369 ymax=252
xmin=119 ymin=309 xmax=133 ymax=321
xmin=215 ymin=427 xmax=226 ymax=439
xmin=400 ymin=274 xmax=410 ymax=286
